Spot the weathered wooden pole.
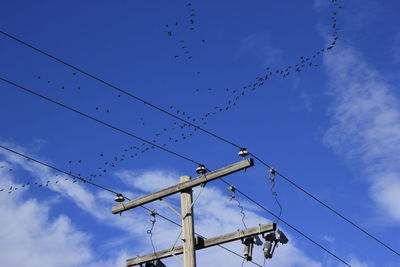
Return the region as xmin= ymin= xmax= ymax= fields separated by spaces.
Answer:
xmin=180 ymin=175 xmax=197 ymax=267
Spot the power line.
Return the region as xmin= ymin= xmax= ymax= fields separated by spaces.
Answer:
xmin=0 ymin=144 xmax=120 ymax=195
xmin=2 ymin=3 xmax=398 ymax=257
xmin=2 ymin=75 xmax=396 ymax=260
xmin=0 ymin=141 xmax=349 ymax=265
xmin=0 ymin=30 xmax=242 ymax=149
xmin=0 ymin=142 xmax=350 ymax=266
xmin=0 ymin=77 xmax=202 ymax=167
xmin=219 ymin=178 xmax=351 ymax=267
xmin=0 ymin=144 xmax=262 ymax=267
xmin=0 ymin=21 xmax=374 ymax=254
xmin=0 ymin=0 xmax=340 ymax=147
xmin=250 ymin=154 xmax=400 ymax=258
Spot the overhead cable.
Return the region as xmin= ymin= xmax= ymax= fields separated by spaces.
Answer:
xmin=0 ymin=77 xmax=202 ymax=166
xmin=0 ymin=144 xmax=263 ymax=267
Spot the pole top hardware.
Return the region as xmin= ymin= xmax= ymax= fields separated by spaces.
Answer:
xmin=238 ymin=148 xmax=250 ymax=158
xmin=114 ymin=193 xmax=125 ymax=203
xmin=195 ymin=165 xmax=207 ymax=174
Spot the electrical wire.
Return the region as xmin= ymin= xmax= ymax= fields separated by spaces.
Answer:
xmin=0 ymin=76 xmax=391 ymax=262
xmin=0 ymin=77 xmax=203 ymax=167
xmin=268 ymin=170 xmax=282 ymax=225
xmin=0 ymin=0 xmax=340 ymax=147
xmin=146 ymin=210 xmax=157 ymax=255
xmin=183 ymin=181 xmax=206 ymax=218
xmin=0 ymin=84 xmax=357 ymax=267
xmin=2 ymin=2 xmax=397 ymax=258
xmin=250 ymin=153 xmax=400 ymax=258
xmin=0 ymin=144 xmax=120 ymax=195
xmin=0 ymin=144 xmax=263 ymax=267
xmin=0 ymin=143 xmax=349 ymax=266
xmin=228 ymin=186 xmax=248 ymax=229
xmin=0 ymin=30 xmax=242 ymax=150
xmin=219 ymin=178 xmax=351 ymax=267
xmin=1 ymin=15 xmax=397 ymax=257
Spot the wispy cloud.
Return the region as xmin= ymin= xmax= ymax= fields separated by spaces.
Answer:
xmin=323 ymin=44 xmax=400 ymax=221
xmin=236 ymin=33 xmax=283 ymax=67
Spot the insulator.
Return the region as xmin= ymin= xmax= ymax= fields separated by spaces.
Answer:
xmin=196 ymin=165 xmax=207 ymax=174
xmin=238 ymin=148 xmax=250 ymax=158
xmin=114 ymin=193 xmax=125 ymax=203
xmin=268 ymin=168 xmax=276 ymax=175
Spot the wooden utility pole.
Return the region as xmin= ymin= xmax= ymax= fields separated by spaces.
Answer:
xmin=111 ymin=158 xmax=281 ymax=267
xmin=180 ymin=176 xmax=196 ymax=267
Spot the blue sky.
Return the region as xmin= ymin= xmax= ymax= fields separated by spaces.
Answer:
xmin=1 ymin=0 xmax=400 ymax=266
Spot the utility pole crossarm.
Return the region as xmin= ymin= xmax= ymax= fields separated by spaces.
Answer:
xmin=112 ymin=159 xmax=253 ymax=214
xmin=126 ymin=222 xmax=276 ymax=266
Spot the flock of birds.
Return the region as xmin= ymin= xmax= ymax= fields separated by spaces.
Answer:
xmin=1 ymin=0 xmax=343 ymax=194
xmin=166 ymin=2 xmax=206 ymax=61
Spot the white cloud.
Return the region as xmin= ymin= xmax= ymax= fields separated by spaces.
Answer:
xmin=0 ymin=169 xmax=92 ymax=267
xmin=115 ymin=169 xmax=179 ymax=192
xmin=323 ymin=45 xmax=400 ymax=221
xmin=0 ymin=151 xmax=132 ymax=267
xmin=348 ymin=257 xmax=371 ymax=267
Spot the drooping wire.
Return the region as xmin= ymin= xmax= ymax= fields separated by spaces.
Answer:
xmin=250 ymin=153 xmax=400 ymax=258
xmin=268 ymin=168 xmax=282 ymax=225
xmin=219 ymin=177 xmax=351 ymax=267
xmin=146 ymin=210 xmax=158 ymax=255
xmin=228 ymin=185 xmax=247 ymax=229
xmin=139 ymin=203 xmax=264 ymax=267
